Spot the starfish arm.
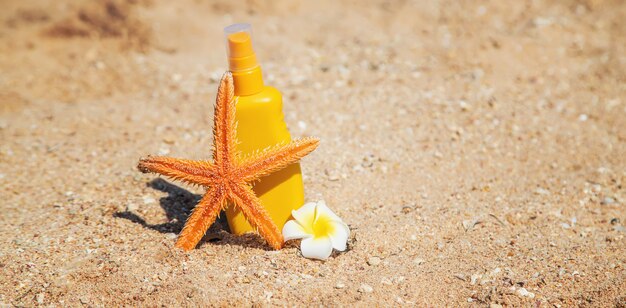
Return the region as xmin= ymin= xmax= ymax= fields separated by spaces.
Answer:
xmin=236 ymin=137 xmax=320 ymax=182
xmin=228 ymin=183 xmax=284 ymax=250
xmin=175 ymin=187 xmax=226 ymax=251
xmin=212 ymin=72 xmax=238 ymax=169
xmin=138 ymin=156 xmax=216 ymax=186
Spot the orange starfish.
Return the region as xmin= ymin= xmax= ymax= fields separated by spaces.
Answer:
xmin=138 ymin=72 xmax=319 ymax=250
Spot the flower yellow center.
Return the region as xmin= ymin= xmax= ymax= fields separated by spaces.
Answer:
xmin=312 ymin=215 xmax=335 ymax=238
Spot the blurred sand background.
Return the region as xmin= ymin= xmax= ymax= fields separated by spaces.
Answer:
xmin=1 ymin=0 xmax=625 ymax=306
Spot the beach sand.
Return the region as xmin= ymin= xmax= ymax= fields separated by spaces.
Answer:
xmin=1 ymin=0 xmax=625 ymax=306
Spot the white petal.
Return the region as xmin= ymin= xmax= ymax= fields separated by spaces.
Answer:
xmin=314 ymin=201 xmax=343 ymax=223
xmin=328 ymin=221 xmax=350 ymax=251
xmin=300 ymin=237 xmax=333 ymax=260
xmin=282 ymin=220 xmax=311 ymax=241
xmin=291 ymin=202 xmax=317 ymax=226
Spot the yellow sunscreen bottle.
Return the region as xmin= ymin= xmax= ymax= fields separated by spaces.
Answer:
xmin=223 ymin=23 xmax=305 ymax=235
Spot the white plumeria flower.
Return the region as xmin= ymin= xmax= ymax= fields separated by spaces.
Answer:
xmin=282 ymin=200 xmax=350 ymax=260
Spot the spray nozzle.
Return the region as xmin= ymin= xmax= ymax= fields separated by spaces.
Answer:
xmin=224 ymin=23 xmax=258 ymax=71
xmin=224 ymin=23 xmax=264 ymax=95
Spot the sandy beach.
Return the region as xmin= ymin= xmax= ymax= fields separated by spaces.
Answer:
xmin=1 ymin=0 xmax=625 ymax=306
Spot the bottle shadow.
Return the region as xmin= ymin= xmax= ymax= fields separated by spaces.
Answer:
xmin=113 ymin=178 xmax=274 ymax=250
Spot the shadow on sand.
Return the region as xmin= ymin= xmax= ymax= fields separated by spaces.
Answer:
xmin=114 ymin=178 xmax=273 ymax=250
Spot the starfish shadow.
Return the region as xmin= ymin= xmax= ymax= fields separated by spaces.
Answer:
xmin=114 ymin=178 xmax=273 ymax=250
xmin=114 ymin=178 xmax=206 ymax=234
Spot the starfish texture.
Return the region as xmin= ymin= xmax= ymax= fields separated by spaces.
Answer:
xmin=138 ymin=72 xmax=319 ymax=250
